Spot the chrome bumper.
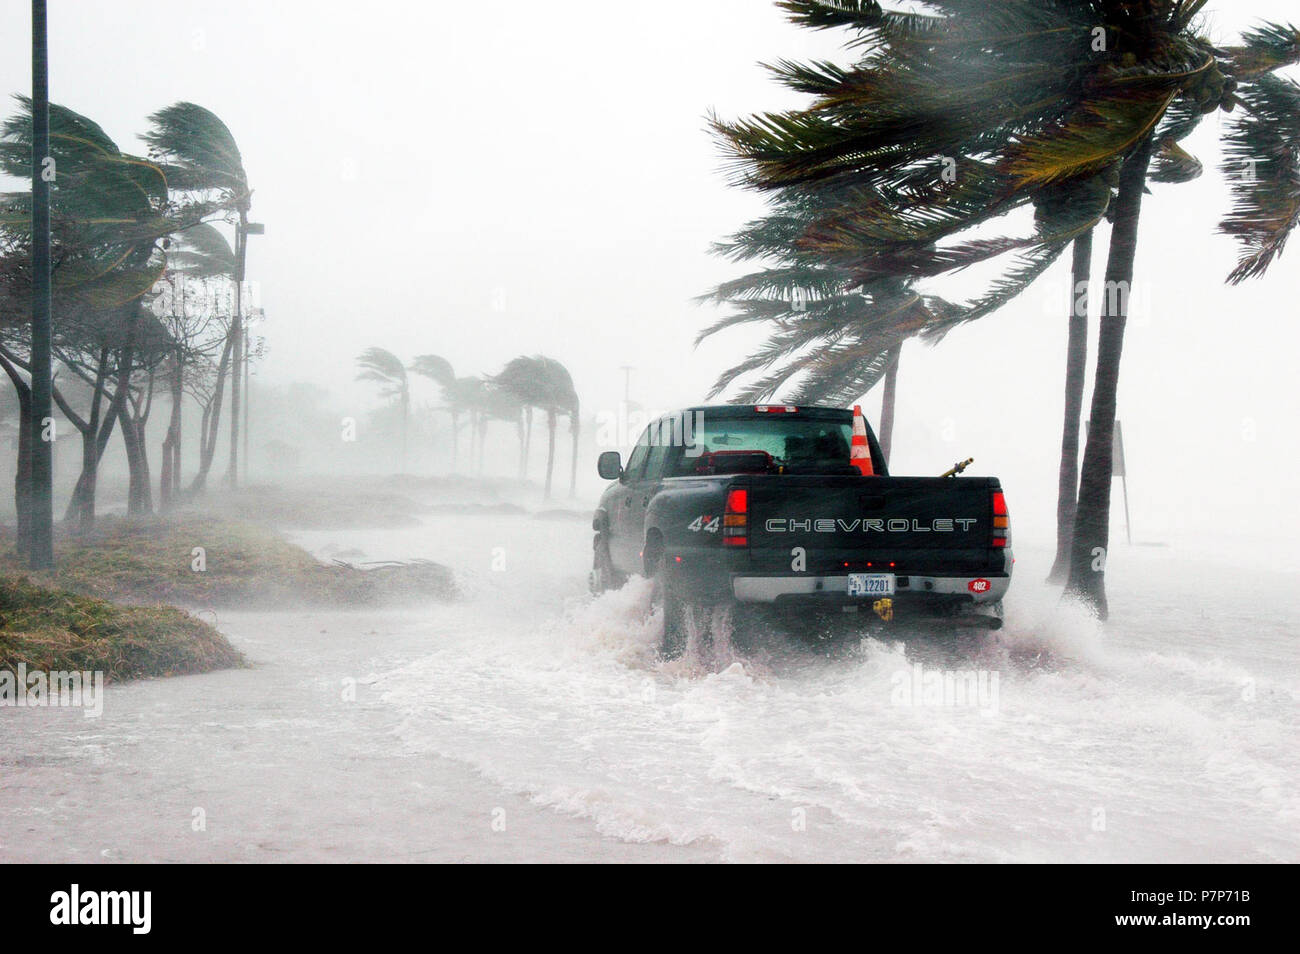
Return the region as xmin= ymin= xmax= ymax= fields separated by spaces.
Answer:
xmin=732 ymin=571 xmax=1011 ymax=605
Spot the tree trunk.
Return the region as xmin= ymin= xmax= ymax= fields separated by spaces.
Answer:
xmin=568 ymin=408 xmax=579 ymax=498
xmin=477 ymin=413 xmax=488 ymax=474
xmin=122 ymin=361 xmax=155 ymax=515
xmin=64 ymin=367 xmax=126 ymax=534
xmin=1048 ymin=230 xmax=1094 ymax=584
xmin=878 ymin=345 xmax=901 ymax=465
xmin=160 ymin=355 xmax=183 ymax=510
xmin=400 ymin=389 xmax=409 ymax=472
xmin=521 ymin=406 xmax=533 ymax=479
xmin=122 ymin=414 xmax=153 ymax=515
xmin=1 ymin=353 xmax=33 ymax=555
xmin=191 ymin=330 xmax=234 ymax=493
xmin=14 ymin=397 xmax=32 ymax=555
xmin=544 ymin=409 xmax=557 ymax=499
xmin=449 ymin=409 xmax=459 ymax=471
xmin=1066 ymin=140 xmax=1154 ymax=617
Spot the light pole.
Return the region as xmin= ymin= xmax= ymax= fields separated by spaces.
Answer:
xmin=28 ymin=0 xmax=53 ymax=569
xmin=227 ymin=217 xmax=262 ymax=489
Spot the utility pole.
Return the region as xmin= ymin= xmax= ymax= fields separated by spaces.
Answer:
xmin=226 ymin=217 xmax=244 ymax=488
xmin=28 ymin=0 xmax=53 ymax=569
xmin=227 ymin=217 xmax=262 ymax=488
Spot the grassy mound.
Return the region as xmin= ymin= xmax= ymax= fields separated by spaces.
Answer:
xmin=0 ymin=516 xmax=456 ymax=609
xmin=0 ymin=575 xmax=244 ymax=681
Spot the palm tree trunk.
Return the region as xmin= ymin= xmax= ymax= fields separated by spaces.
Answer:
xmin=544 ymin=409 xmax=557 ymax=499
xmin=878 ymin=345 xmax=901 ymax=465
xmin=400 ymin=389 xmax=409 ymax=472
xmin=568 ymin=408 xmax=580 ymax=498
xmin=521 ymin=406 xmax=533 ymax=479
xmin=1048 ymin=230 xmax=1094 ymax=584
xmin=450 ymin=409 xmax=459 ymax=471
xmin=477 ymin=414 xmax=488 ymax=474
xmin=1066 ymin=140 xmax=1154 ymax=617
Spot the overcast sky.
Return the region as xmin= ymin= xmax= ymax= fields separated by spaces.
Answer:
xmin=1 ymin=1 xmax=1297 ymax=553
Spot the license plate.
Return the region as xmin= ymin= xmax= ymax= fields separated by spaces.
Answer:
xmin=847 ymin=573 xmax=895 ymax=597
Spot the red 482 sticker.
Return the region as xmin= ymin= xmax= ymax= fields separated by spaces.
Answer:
xmin=968 ymin=578 xmax=991 ymax=594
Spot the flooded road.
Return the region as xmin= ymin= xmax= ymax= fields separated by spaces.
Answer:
xmin=2 ymin=502 xmax=1297 ymax=862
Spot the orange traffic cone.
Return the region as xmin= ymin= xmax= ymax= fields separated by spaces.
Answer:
xmin=851 ymin=405 xmax=874 ymax=476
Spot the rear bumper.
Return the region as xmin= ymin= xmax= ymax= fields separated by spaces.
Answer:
xmin=731 ymin=568 xmax=1010 ymax=605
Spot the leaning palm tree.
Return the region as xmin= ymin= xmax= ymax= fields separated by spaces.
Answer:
xmin=143 ymin=102 xmax=253 ymax=488
xmin=494 ymin=355 xmax=579 ymax=498
xmin=493 ymin=355 xmax=543 ymax=480
xmin=699 ymin=184 xmax=961 ymax=462
xmin=713 ymin=0 xmax=1300 ymax=616
xmin=355 ymin=347 xmax=410 ymax=468
xmin=444 ymin=375 xmax=493 ymax=471
xmin=409 ymin=353 xmax=459 ymax=468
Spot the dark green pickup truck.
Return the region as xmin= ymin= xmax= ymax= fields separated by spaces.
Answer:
xmin=590 ymin=404 xmax=1012 ymax=656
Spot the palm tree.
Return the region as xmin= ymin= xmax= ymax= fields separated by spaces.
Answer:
xmin=355 ymin=347 xmax=410 ymax=468
xmin=712 ymin=1 xmax=1300 ymax=616
xmin=494 ymin=355 xmax=580 ymax=498
xmin=408 ymin=353 xmax=459 ymax=468
xmin=142 ymin=103 xmax=252 ymax=489
xmin=699 ymin=185 xmax=961 ymax=462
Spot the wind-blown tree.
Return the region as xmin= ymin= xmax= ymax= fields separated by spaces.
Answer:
xmin=356 ymin=347 xmax=411 ymax=468
xmin=449 ymin=376 xmax=491 ymax=471
xmin=156 ymin=222 xmax=237 ymax=506
xmin=699 ymin=184 xmax=963 ymax=462
xmin=0 ymin=99 xmax=185 ymax=532
xmin=712 ymin=0 xmax=1300 ymax=616
xmin=494 ymin=355 xmax=580 ymax=498
xmin=142 ymin=103 xmax=252 ymax=489
xmin=408 ymin=353 xmax=461 ymax=468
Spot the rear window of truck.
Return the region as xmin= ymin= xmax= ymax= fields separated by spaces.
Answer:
xmin=664 ymin=416 xmax=854 ymax=477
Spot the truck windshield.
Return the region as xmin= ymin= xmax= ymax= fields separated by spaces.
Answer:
xmin=666 ymin=415 xmax=854 ymax=477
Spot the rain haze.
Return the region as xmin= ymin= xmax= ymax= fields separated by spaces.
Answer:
xmin=0 ymin=0 xmax=1297 ymax=871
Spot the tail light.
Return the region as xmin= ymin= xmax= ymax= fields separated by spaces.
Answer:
xmin=723 ymin=487 xmax=748 ymax=547
xmin=991 ymin=491 xmax=1011 ymax=548
xmin=754 ymin=405 xmax=798 ymax=413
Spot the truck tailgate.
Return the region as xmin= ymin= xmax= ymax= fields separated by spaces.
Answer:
xmin=742 ymin=475 xmax=1002 ymax=576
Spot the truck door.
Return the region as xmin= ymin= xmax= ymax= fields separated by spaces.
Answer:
xmin=610 ymin=427 xmax=651 ymax=572
xmin=635 ymin=434 xmax=673 ymax=561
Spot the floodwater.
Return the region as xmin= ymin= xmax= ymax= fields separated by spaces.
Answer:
xmin=2 ymin=493 xmax=1296 ymax=862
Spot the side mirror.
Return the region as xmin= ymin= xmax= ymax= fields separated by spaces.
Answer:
xmin=597 ymin=451 xmax=623 ymax=481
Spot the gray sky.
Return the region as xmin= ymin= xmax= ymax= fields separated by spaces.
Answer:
xmin=2 ymin=1 xmax=1298 ymax=552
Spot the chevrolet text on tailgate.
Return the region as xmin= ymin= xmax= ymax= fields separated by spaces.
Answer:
xmin=590 ymin=404 xmax=1013 ymax=658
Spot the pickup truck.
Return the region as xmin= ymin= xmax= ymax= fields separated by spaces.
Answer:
xmin=590 ymin=404 xmax=1012 ymax=656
